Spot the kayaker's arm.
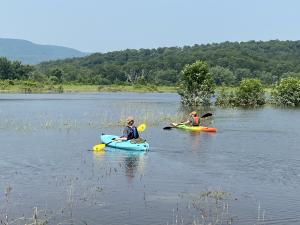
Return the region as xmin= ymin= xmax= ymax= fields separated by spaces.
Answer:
xmin=115 ymin=127 xmax=130 ymax=141
xmin=182 ymin=119 xmax=191 ymax=125
xmin=114 ymin=136 xmax=127 ymax=141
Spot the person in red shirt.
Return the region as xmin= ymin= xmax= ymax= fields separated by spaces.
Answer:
xmin=183 ymin=111 xmax=200 ymax=126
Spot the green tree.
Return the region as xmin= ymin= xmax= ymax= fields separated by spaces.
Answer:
xmin=215 ymin=85 xmax=236 ymax=107
xmin=234 ymin=68 xmax=252 ymax=82
xmin=11 ymin=61 xmax=34 ymax=79
xmin=271 ymin=76 xmax=300 ymax=106
xmin=154 ymin=69 xmax=178 ymax=85
xmin=178 ymin=60 xmax=215 ymax=106
xmin=210 ymin=66 xmax=235 ymax=85
xmin=257 ymin=71 xmax=275 ymax=85
xmin=0 ymin=57 xmax=13 ymax=79
xmin=28 ymin=71 xmax=48 ymax=83
xmin=235 ymin=78 xmax=265 ymax=107
xmin=137 ymin=75 xmax=146 ymax=85
xmin=281 ymin=72 xmax=300 ymax=79
xmin=49 ymin=68 xmax=63 ymax=83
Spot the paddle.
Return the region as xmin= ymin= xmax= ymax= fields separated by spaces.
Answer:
xmin=92 ymin=123 xmax=146 ymax=151
xmin=163 ymin=113 xmax=213 ymax=130
xmin=137 ymin=123 xmax=146 ymax=132
xmin=201 ymin=113 xmax=212 ymax=118
xmin=93 ymin=140 xmax=114 ymax=151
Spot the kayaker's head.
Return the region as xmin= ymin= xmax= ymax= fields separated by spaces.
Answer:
xmin=190 ymin=111 xmax=197 ymax=117
xmin=126 ymin=116 xmax=134 ymax=126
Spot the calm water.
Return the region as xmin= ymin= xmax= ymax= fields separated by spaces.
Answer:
xmin=0 ymin=93 xmax=299 ymax=225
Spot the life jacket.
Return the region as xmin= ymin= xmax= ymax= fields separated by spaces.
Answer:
xmin=124 ymin=126 xmax=139 ymax=140
xmin=191 ymin=116 xmax=200 ymax=126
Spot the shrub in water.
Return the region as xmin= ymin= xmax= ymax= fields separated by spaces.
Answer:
xmin=271 ymin=76 xmax=300 ymax=106
xmin=178 ymin=60 xmax=215 ymax=106
xmin=215 ymin=79 xmax=265 ymax=107
xmin=235 ymin=78 xmax=265 ymax=107
xmin=215 ymin=86 xmax=236 ymax=107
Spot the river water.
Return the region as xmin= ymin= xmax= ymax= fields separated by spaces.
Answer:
xmin=0 ymin=93 xmax=299 ymax=225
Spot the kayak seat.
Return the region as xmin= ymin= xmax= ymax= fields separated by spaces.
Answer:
xmin=130 ymin=137 xmax=146 ymax=144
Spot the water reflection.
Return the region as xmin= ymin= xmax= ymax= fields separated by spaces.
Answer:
xmin=92 ymin=149 xmax=146 ymax=182
xmin=189 ymin=132 xmax=201 ymax=152
xmin=92 ymin=150 xmax=106 ymax=161
xmin=124 ymin=153 xmax=145 ymax=182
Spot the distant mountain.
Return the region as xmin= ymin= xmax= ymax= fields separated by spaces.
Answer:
xmin=0 ymin=38 xmax=87 ymax=64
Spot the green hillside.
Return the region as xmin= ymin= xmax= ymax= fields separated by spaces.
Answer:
xmin=37 ymin=40 xmax=300 ymax=85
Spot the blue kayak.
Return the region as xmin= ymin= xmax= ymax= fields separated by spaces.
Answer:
xmin=100 ymin=134 xmax=149 ymax=151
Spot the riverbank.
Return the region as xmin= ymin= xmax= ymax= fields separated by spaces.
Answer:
xmin=1 ymin=83 xmax=275 ymax=94
xmin=0 ymin=80 xmax=274 ymax=94
xmin=0 ymin=82 xmax=177 ymax=93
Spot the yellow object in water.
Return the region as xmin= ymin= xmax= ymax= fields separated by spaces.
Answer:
xmin=93 ymin=144 xmax=105 ymax=151
xmin=137 ymin=123 xmax=146 ymax=132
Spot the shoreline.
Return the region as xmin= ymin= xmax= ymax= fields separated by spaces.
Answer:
xmin=0 ymin=84 xmax=177 ymax=94
xmin=0 ymin=84 xmax=273 ymax=94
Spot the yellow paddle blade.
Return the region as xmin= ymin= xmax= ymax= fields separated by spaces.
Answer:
xmin=137 ymin=123 xmax=146 ymax=132
xmin=93 ymin=144 xmax=105 ymax=151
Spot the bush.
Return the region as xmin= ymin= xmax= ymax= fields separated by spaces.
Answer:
xmin=0 ymin=80 xmax=9 ymax=89
xmin=146 ymin=84 xmax=159 ymax=92
xmin=57 ymin=85 xmax=64 ymax=93
xmin=18 ymin=80 xmax=44 ymax=93
xmin=215 ymin=79 xmax=265 ymax=107
xmin=271 ymin=76 xmax=300 ymax=106
xmin=47 ymin=84 xmax=64 ymax=93
xmin=49 ymin=76 xmax=59 ymax=85
xmin=8 ymin=80 xmax=14 ymax=85
xmin=235 ymin=79 xmax=265 ymax=107
xmin=215 ymin=86 xmax=236 ymax=107
xmin=136 ymin=75 xmax=146 ymax=85
xmin=178 ymin=60 xmax=215 ymax=106
xmin=210 ymin=66 xmax=235 ymax=86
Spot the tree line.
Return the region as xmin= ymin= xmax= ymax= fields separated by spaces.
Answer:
xmin=179 ymin=60 xmax=300 ymax=107
xmin=2 ymin=40 xmax=300 ymax=85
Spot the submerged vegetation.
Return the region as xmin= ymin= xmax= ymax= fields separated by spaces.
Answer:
xmin=216 ymin=76 xmax=300 ymax=107
xmin=271 ymin=76 xmax=300 ymax=106
xmin=0 ymin=110 xmax=191 ymax=132
xmin=216 ymin=79 xmax=265 ymax=107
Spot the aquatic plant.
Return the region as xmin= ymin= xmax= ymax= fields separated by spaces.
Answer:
xmin=235 ymin=78 xmax=265 ymax=107
xmin=271 ymin=76 xmax=300 ymax=106
xmin=215 ymin=79 xmax=265 ymax=107
xmin=178 ymin=61 xmax=215 ymax=106
xmin=169 ymin=190 xmax=232 ymax=225
xmin=215 ymin=85 xmax=236 ymax=107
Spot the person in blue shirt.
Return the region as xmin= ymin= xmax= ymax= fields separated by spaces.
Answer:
xmin=115 ymin=116 xmax=139 ymax=141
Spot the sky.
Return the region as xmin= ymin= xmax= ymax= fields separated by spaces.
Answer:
xmin=0 ymin=0 xmax=299 ymax=53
